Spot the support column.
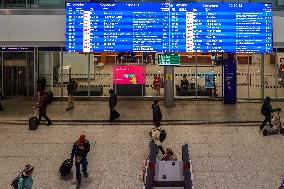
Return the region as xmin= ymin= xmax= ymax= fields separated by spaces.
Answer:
xmin=87 ymin=54 xmax=90 ymax=97
xmin=261 ymin=54 xmax=265 ymax=100
xmin=224 ymin=53 xmax=237 ymax=104
xmin=164 ymin=66 xmax=174 ymax=108
xmin=34 ymin=47 xmax=38 ymax=98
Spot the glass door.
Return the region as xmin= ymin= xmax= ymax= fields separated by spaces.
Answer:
xmin=2 ymin=52 xmax=34 ymax=96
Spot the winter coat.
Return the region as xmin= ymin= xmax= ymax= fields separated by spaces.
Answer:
xmin=37 ymin=77 xmax=46 ymax=92
xmin=38 ymin=96 xmax=48 ymax=114
xmin=109 ymin=93 xmax=117 ymax=109
xmin=18 ymin=176 xmax=33 ymax=189
xmin=151 ymin=128 xmax=162 ymax=146
xmin=152 ymin=104 xmax=162 ymax=123
xmin=71 ymin=140 xmax=90 ymax=161
xmin=67 ymin=80 xmax=78 ymax=96
xmin=262 ymin=99 xmax=277 ymax=118
xmin=181 ymin=79 xmax=189 ymax=90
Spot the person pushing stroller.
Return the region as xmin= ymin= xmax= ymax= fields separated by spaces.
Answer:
xmin=260 ymin=96 xmax=281 ymax=132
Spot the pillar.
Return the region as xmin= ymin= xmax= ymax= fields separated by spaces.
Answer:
xmin=164 ymin=66 xmax=174 ymax=108
xmin=224 ymin=53 xmax=237 ymax=104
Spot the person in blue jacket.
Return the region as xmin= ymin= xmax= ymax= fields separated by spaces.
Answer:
xmin=18 ymin=164 xmax=34 ymax=189
xmin=71 ymin=135 xmax=90 ymax=188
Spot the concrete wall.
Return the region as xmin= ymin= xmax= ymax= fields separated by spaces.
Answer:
xmin=0 ymin=15 xmax=65 ymax=42
xmin=63 ymin=53 xmax=95 ymax=79
xmin=0 ymin=14 xmax=283 ymax=45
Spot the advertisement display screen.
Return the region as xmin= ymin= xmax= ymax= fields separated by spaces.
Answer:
xmin=113 ymin=66 xmax=146 ymax=85
xmin=66 ymin=3 xmax=272 ymax=53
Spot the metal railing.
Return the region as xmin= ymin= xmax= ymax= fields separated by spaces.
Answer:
xmin=0 ymin=0 xmax=284 ymax=9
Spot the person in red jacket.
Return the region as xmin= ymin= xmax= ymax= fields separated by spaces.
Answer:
xmin=152 ymin=75 xmax=161 ymax=96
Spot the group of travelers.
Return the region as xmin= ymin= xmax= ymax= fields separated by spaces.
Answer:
xmin=35 ymin=77 xmax=121 ymax=125
xmin=12 ymin=134 xmax=90 ymax=189
xmin=5 ymin=75 xmax=284 ymax=188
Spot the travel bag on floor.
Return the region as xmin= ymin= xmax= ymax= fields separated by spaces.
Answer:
xmin=59 ymin=158 xmax=73 ymax=176
xmin=29 ymin=108 xmax=38 ymax=130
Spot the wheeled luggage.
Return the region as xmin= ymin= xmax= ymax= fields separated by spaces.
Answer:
xmin=59 ymin=158 xmax=73 ymax=176
xmin=29 ymin=108 xmax=38 ymax=130
xmin=263 ymin=108 xmax=284 ymax=136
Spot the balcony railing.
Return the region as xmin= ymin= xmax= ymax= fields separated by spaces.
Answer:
xmin=0 ymin=0 xmax=284 ymax=9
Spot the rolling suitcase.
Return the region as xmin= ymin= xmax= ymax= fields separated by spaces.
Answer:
xmin=59 ymin=158 xmax=73 ymax=176
xmin=29 ymin=108 xmax=38 ymax=130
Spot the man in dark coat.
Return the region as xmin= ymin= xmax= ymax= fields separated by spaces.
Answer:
xmin=152 ymin=100 xmax=162 ymax=127
xmin=109 ymin=89 xmax=120 ymax=121
xmin=37 ymin=92 xmax=52 ymax=126
xmin=71 ymin=135 xmax=90 ymax=187
xmin=260 ymin=96 xmax=280 ymax=131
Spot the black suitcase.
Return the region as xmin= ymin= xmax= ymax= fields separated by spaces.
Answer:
xmin=59 ymin=159 xmax=73 ymax=176
xmin=29 ymin=108 xmax=38 ymax=130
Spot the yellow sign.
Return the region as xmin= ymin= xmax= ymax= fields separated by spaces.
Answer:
xmin=166 ymin=74 xmax=173 ymax=80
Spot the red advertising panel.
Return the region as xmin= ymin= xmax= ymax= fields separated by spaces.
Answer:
xmin=113 ymin=66 xmax=146 ymax=84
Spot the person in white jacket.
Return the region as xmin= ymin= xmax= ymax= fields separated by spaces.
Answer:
xmin=150 ymin=127 xmax=165 ymax=155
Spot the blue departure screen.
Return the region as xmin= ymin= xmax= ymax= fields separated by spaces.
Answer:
xmin=66 ymin=3 xmax=272 ymax=53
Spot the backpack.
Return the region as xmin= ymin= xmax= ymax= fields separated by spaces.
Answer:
xmin=159 ymin=129 xmax=167 ymax=142
xmin=11 ymin=172 xmax=24 ymax=189
xmin=261 ymin=104 xmax=267 ymax=116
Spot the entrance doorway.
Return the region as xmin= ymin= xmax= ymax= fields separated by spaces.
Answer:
xmin=2 ymin=52 xmax=34 ymax=97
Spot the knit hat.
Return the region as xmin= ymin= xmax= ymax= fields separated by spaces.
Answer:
xmin=23 ymin=164 xmax=34 ymax=174
xmin=77 ymin=135 xmax=86 ymax=145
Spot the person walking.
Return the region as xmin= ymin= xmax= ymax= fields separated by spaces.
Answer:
xmin=150 ymin=127 xmax=165 ymax=155
xmin=37 ymin=92 xmax=52 ymax=126
xmin=18 ymin=164 xmax=34 ymax=189
xmin=66 ymin=79 xmax=78 ymax=111
xmin=152 ymin=100 xmax=162 ymax=127
xmin=37 ymin=76 xmax=46 ymax=102
xmin=109 ymin=89 xmax=120 ymax=121
xmin=260 ymin=96 xmax=280 ymax=132
xmin=71 ymin=135 xmax=90 ymax=188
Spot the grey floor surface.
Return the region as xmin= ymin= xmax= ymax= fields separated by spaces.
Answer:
xmin=0 ymin=123 xmax=283 ymax=189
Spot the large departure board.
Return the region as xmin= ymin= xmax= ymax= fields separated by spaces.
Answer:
xmin=66 ymin=3 xmax=272 ymax=53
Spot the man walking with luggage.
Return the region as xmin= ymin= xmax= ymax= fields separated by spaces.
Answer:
xmin=71 ymin=135 xmax=90 ymax=188
xmin=260 ymin=96 xmax=280 ymax=132
xmin=37 ymin=92 xmax=52 ymax=126
xmin=152 ymin=100 xmax=162 ymax=127
xmin=109 ymin=89 xmax=120 ymax=121
xmin=66 ymin=79 xmax=78 ymax=111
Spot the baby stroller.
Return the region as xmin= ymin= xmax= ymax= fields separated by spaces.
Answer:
xmin=263 ymin=108 xmax=284 ymax=136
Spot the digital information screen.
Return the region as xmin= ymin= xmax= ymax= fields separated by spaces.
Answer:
xmin=66 ymin=3 xmax=272 ymax=53
xmin=158 ymin=54 xmax=181 ymax=66
xmin=113 ymin=66 xmax=146 ymax=85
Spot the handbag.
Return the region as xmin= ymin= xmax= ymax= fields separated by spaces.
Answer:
xmin=75 ymin=155 xmax=82 ymax=163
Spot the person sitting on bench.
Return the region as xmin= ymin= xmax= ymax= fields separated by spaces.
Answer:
xmin=180 ymin=75 xmax=189 ymax=90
